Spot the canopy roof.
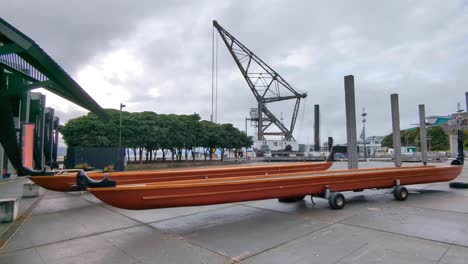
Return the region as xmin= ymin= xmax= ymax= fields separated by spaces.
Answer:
xmin=0 ymin=18 xmax=108 ymax=175
xmin=0 ymin=17 xmax=107 ymax=119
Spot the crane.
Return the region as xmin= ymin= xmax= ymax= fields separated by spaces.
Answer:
xmin=213 ymin=20 xmax=307 ymax=141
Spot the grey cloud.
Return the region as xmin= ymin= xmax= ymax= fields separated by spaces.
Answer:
xmin=2 ymin=0 xmax=467 ymax=144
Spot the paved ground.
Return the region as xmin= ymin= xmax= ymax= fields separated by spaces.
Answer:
xmin=1 ymin=161 xmax=467 ymax=263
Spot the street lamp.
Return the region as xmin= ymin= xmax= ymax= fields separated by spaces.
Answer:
xmin=118 ymin=103 xmax=126 ymax=170
xmin=119 ymin=102 xmax=126 ymax=148
xmin=361 ymin=108 xmax=367 ymax=160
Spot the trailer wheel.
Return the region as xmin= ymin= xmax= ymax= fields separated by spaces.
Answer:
xmin=393 ymin=186 xmax=408 ymax=201
xmin=278 ymin=196 xmax=305 ymax=203
xmin=328 ymin=193 xmax=345 ymax=209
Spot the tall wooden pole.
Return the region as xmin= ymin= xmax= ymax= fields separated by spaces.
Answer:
xmin=344 ymin=75 xmax=358 ymax=169
xmin=391 ymin=94 xmax=402 ymax=167
xmin=418 ymin=104 xmax=428 ymax=165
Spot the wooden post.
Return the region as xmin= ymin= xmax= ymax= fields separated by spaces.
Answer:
xmin=418 ymin=104 xmax=428 ymax=165
xmin=344 ymin=75 xmax=358 ymax=169
xmin=314 ymin=104 xmax=320 ymax=151
xmin=391 ymin=94 xmax=402 ymax=167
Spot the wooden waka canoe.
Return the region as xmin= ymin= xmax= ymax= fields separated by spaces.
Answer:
xmin=87 ymin=164 xmax=463 ymax=210
xmin=29 ymin=162 xmax=332 ymax=192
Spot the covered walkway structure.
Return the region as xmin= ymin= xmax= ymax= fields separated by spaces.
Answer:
xmin=0 ymin=17 xmax=107 ymax=176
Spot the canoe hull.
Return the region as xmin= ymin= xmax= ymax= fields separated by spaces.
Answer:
xmin=89 ymin=165 xmax=463 ymax=210
xmin=30 ymin=162 xmax=332 ymax=192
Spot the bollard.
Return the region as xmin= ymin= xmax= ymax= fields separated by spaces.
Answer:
xmin=23 ymin=182 xmax=39 ymax=198
xmin=0 ymin=198 xmax=18 ymax=222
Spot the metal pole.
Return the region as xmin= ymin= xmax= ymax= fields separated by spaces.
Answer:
xmin=465 ymin=92 xmax=468 ymax=113
xmin=314 ymin=104 xmax=320 ymax=151
xmin=344 ymin=75 xmax=358 ymax=169
xmin=391 ymin=94 xmax=402 ymax=167
xmin=119 ymin=105 xmax=122 ymax=148
xmin=418 ymin=104 xmax=428 ymax=165
xmin=363 ymin=122 xmax=366 ymax=160
xmin=245 ymin=117 xmax=248 ymax=134
xmin=457 ymin=128 xmax=464 ymax=164
xmin=119 ymin=103 xmax=125 ymax=170
xmin=362 ymin=109 xmax=367 ymax=160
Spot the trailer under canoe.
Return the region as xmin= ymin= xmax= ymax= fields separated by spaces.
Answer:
xmin=29 ymin=162 xmax=332 ymax=192
xmin=87 ymin=164 xmax=463 ymax=210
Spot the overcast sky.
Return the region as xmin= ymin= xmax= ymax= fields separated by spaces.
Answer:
xmin=2 ymin=0 xmax=467 ymax=145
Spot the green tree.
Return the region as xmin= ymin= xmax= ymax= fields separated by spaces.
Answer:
xmin=381 ymin=126 xmax=449 ymax=151
xmin=381 ymin=134 xmax=393 ymax=148
xmin=198 ymin=121 xmax=220 ymax=160
xmin=427 ymin=126 xmax=449 ymax=150
xmin=59 ymin=109 xmax=117 ymax=147
xmin=464 ymin=130 xmax=468 ymax=148
xmin=61 ymin=109 xmax=251 ymax=163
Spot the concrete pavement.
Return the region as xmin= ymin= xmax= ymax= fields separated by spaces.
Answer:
xmin=1 ymin=161 xmax=467 ymax=263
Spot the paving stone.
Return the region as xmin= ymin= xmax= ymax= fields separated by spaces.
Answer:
xmin=46 ymin=246 xmax=139 ymax=264
xmin=35 ymin=235 xmax=139 ymax=264
xmin=81 ymin=191 xmax=238 ymax=224
xmin=245 ymin=191 xmax=394 ymax=223
xmin=1 ymin=203 xmax=139 ymax=253
xmin=99 ymin=225 xmax=229 ymax=264
xmin=74 ymin=192 xmax=103 ymax=204
xmin=439 ymin=245 xmax=468 ymax=264
xmin=35 ymin=235 xmax=114 ymax=262
xmin=244 ymin=224 xmax=448 ymax=264
xmin=342 ymin=203 xmax=468 ymax=246
xmin=399 ymin=188 xmax=468 ymax=213
xmin=151 ymin=205 xmax=330 ymax=260
xmin=107 ymin=203 xmax=237 ymax=224
xmin=1 ymin=162 xmax=467 ymax=263
xmin=32 ymin=195 xmax=93 ymax=215
xmin=422 ymin=182 xmax=468 ymax=197
xmin=0 ymin=248 xmax=45 ymax=264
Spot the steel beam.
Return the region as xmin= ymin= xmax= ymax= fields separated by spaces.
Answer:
xmin=0 ymin=43 xmax=24 ymax=55
xmin=213 ymin=20 xmax=306 ymax=141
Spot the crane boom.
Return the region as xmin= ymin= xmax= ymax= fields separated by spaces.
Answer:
xmin=213 ymin=20 xmax=306 ymax=141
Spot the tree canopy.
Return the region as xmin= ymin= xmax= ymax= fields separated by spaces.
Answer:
xmin=59 ymin=109 xmax=253 ymax=162
xmin=381 ymin=126 xmax=449 ymax=151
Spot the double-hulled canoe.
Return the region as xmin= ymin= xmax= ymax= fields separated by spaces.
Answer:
xmin=30 ymin=162 xmax=332 ymax=192
xmin=88 ymin=164 xmax=463 ymax=210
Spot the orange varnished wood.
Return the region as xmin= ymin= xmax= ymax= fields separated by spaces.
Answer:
xmin=88 ymin=165 xmax=463 ymax=210
xmin=29 ymin=162 xmax=332 ymax=192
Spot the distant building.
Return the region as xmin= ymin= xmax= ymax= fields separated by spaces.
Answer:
xmin=426 ymin=115 xmax=451 ymax=126
xmin=358 ymin=136 xmax=385 ymax=156
xmin=448 ymin=112 xmax=468 ymax=155
xmin=253 ymin=140 xmax=299 ymax=153
xmin=412 ymin=112 xmax=467 ymax=155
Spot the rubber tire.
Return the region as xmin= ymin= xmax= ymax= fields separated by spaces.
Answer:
xmin=328 ymin=193 xmax=345 ymax=210
xmin=278 ymin=195 xmax=306 ymax=203
xmin=393 ymin=186 xmax=408 ymax=201
xmin=449 ymin=182 xmax=468 ymax=189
